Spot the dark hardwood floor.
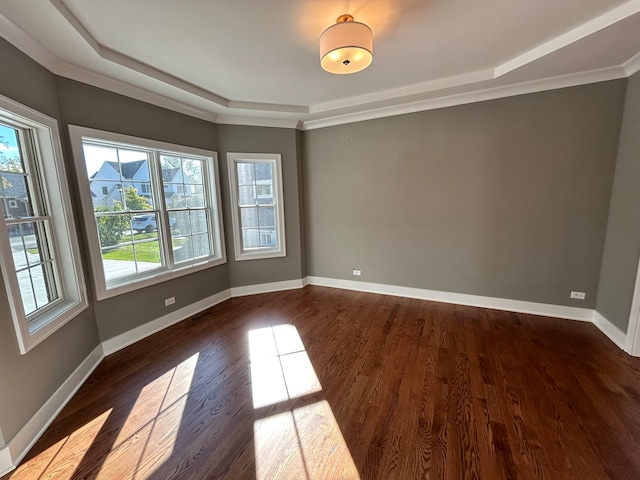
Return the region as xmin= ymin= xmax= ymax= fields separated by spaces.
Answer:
xmin=4 ymin=286 xmax=640 ymax=479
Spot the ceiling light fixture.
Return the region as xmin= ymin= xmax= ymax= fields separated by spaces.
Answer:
xmin=319 ymin=14 xmax=373 ymax=74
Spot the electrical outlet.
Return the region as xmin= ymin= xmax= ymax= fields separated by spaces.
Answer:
xmin=353 ymin=269 xmax=362 ymax=276
xmin=570 ymin=291 xmax=586 ymax=300
xmin=165 ymin=296 xmax=176 ymax=306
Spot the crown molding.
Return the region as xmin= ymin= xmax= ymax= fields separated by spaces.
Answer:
xmin=624 ymin=50 xmax=640 ymax=76
xmin=494 ymin=0 xmax=640 ymax=77
xmin=310 ymin=70 xmax=495 ymax=114
xmin=216 ymin=115 xmax=301 ymax=129
xmin=0 ymin=6 xmax=59 ymax=71
xmin=55 ymin=62 xmax=219 ymax=123
xmin=301 ymin=66 xmax=627 ymax=130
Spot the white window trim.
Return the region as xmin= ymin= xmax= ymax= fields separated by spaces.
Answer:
xmin=69 ymin=126 xmax=226 ymax=300
xmin=0 ymin=95 xmax=88 ymax=354
xmin=227 ymin=152 xmax=286 ymax=261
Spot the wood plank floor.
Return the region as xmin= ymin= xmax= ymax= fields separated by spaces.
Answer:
xmin=4 ymin=286 xmax=640 ymax=479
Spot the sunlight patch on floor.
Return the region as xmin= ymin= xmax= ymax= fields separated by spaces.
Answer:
xmin=91 ymin=352 xmax=199 ymax=479
xmin=254 ymin=401 xmax=360 ymax=480
xmin=11 ymin=408 xmax=112 ymax=479
xmin=248 ymin=325 xmax=322 ymax=409
xmin=250 ymin=325 xmax=358 ymax=479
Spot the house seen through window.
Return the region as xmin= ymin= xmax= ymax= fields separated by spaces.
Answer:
xmin=0 ymin=96 xmax=87 ymax=353
xmin=70 ymin=126 xmax=225 ymax=299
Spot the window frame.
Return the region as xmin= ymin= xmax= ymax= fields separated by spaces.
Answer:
xmin=69 ymin=126 xmax=226 ymax=300
xmin=227 ymin=152 xmax=286 ymax=261
xmin=0 ymin=95 xmax=88 ymax=354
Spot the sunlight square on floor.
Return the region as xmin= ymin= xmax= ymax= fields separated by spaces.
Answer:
xmin=248 ymin=324 xmax=322 ymax=409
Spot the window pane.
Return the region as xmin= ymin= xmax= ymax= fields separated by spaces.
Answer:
xmin=191 ymin=233 xmax=210 ymax=258
xmin=258 ymin=206 xmax=275 ymax=228
xmin=0 ymin=124 xmax=23 ymax=173
xmin=190 ymin=210 xmax=208 ymax=235
xmin=237 ymin=163 xmax=254 ymax=184
xmin=171 ymin=210 xmax=191 ymax=235
xmin=174 ymin=232 xmax=211 ymax=263
xmin=165 ymin=189 xmax=187 ymax=209
xmin=121 ymin=185 xmax=153 ymax=211
xmin=182 ymin=158 xmax=203 ymax=184
xmin=255 ymin=163 xmax=272 ymax=181
xmin=95 ymin=212 xmax=128 ymax=247
xmin=260 ymin=231 xmax=275 ymax=248
xmin=83 ymin=142 xmax=153 ymax=212
xmin=1 ymin=173 xmax=34 ymax=218
xmin=32 ymin=263 xmax=55 ymax=310
xmin=10 ymin=220 xmax=58 ymax=316
xmin=188 ymin=185 xmax=205 ymax=208
xmin=9 ymin=224 xmax=29 ymax=268
xmin=256 ymin=184 xmax=271 ymax=196
xmin=241 ymin=207 xmax=258 ymax=228
xmin=16 ymin=269 xmax=36 ymax=315
xmin=239 ymin=185 xmax=255 ymax=206
xmin=242 ymin=228 xmax=260 ymax=249
xmin=101 ymin=213 xmax=163 ymax=282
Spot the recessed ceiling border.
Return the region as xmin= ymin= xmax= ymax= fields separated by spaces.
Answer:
xmin=301 ymin=66 xmax=627 ymax=131
xmin=48 ymin=0 xmax=308 ymax=116
xmin=0 ymin=2 xmax=638 ymax=131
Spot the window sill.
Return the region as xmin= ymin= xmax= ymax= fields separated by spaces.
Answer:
xmin=98 ymin=256 xmax=226 ymax=300
xmin=234 ymin=248 xmax=287 ymax=262
xmin=18 ymin=298 xmax=89 ymax=354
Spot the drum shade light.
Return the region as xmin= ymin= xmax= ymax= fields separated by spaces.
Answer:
xmin=319 ymin=14 xmax=373 ymax=74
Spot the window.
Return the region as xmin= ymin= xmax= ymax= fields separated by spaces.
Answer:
xmin=69 ymin=126 xmax=226 ymax=299
xmin=0 ymin=95 xmax=87 ymax=353
xmin=101 ymin=186 xmax=109 ymax=195
xmin=227 ymin=152 xmax=286 ymax=261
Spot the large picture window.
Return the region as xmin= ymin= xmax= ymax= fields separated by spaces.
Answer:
xmin=69 ymin=126 xmax=225 ymax=299
xmin=227 ymin=153 xmax=286 ymax=261
xmin=0 ymin=96 xmax=87 ymax=353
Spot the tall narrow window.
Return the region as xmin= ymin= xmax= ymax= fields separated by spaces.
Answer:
xmin=69 ymin=126 xmax=226 ymax=299
xmin=0 ymin=95 xmax=87 ymax=353
xmin=227 ymin=153 xmax=286 ymax=261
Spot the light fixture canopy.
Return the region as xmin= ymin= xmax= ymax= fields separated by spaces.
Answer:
xmin=319 ymin=14 xmax=373 ymax=74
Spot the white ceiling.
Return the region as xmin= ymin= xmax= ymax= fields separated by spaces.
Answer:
xmin=1 ymin=0 xmax=639 ymax=129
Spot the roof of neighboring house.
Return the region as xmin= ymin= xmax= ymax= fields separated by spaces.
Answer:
xmin=162 ymin=167 xmax=180 ymax=182
xmin=0 ymin=172 xmax=28 ymax=200
xmin=91 ymin=161 xmax=188 ymax=184
xmin=105 ymin=160 xmax=146 ymax=179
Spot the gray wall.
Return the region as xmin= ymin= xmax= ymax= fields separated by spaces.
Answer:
xmin=55 ymin=78 xmax=231 ymax=341
xmin=0 ymin=38 xmax=100 ymax=446
xmin=217 ymin=125 xmax=305 ymax=287
xmin=597 ymin=72 xmax=640 ymax=331
xmin=303 ymin=81 xmax=626 ymax=308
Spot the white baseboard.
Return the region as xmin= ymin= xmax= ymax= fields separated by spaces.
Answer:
xmin=102 ymin=289 xmax=232 ymax=356
xmin=230 ymin=279 xmax=306 ymax=297
xmin=0 ymin=344 xmax=104 ymax=476
xmin=306 ymin=276 xmax=594 ymax=322
xmin=0 ymin=445 xmax=12 ymax=477
xmin=592 ymin=311 xmax=627 ymax=350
